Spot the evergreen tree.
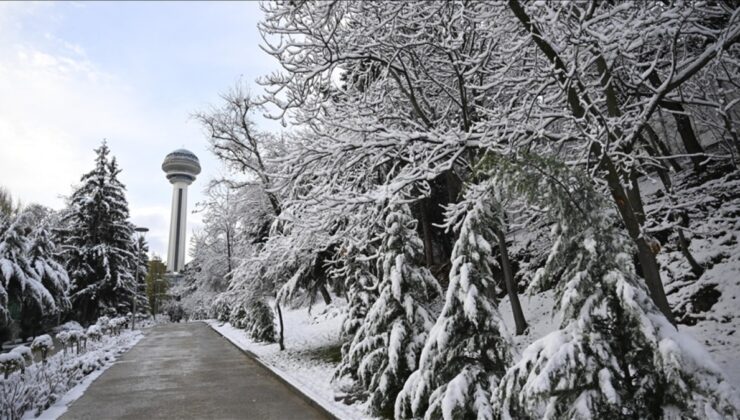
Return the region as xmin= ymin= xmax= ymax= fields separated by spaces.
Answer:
xmin=334 ymin=243 xmax=379 ymax=362
xmin=335 ymin=205 xmax=441 ymax=416
xmin=0 ymin=187 xmax=21 ymax=217
xmin=133 ymin=234 xmax=149 ymax=314
xmin=62 ymin=141 xmax=137 ymax=324
xmin=494 ymin=180 xmax=739 ymax=419
xmin=21 ymin=215 xmax=71 ymax=334
xmin=145 ymin=256 xmax=167 ymax=316
xmin=0 ymin=213 xmax=56 ymax=327
xmin=396 ymin=183 xmax=513 ymax=420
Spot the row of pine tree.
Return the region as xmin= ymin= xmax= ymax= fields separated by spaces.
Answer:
xmin=1 ymin=142 xmax=147 ymax=344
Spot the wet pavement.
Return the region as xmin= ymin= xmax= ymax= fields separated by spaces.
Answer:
xmin=61 ymin=322 xmax=329 ymax=420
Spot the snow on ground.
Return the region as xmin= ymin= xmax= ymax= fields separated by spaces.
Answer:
xmin=499 ymin=289 xmax=559 ymax=354
xmin=208 ymin=301 xmax=374 ymax=420
xmin=648 ymin=170 xmax=740 ymax=389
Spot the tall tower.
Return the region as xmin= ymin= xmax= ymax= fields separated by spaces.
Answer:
xmin=162 ymin=149 xmax=201 ymax=273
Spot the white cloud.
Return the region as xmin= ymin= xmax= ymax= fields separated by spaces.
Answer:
xmin=0 ymin=3 xmax=213 ymax=261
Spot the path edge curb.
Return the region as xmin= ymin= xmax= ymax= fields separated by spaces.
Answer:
xmin=205 ymin=321 xmax=341 ymax=420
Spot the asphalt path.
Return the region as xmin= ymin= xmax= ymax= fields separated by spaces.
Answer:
xmin=61 ymin=322 xmax=329 ymax=420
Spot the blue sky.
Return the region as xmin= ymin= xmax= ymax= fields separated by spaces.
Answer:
xmin=0 ymin=1 xmax=279 ymax=259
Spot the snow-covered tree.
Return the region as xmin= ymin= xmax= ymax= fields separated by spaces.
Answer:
xmin=335 ymin=205 xmax=441 ymax=416
xmin=0 ymin=213 xmax=56 ymax=328
xmin=145 ymin=256 xmax=167 ymax=317
xmin=397 ymin=183 xmax=513 ymax=420
xmin=0 ymin=187 xmax=21 ymax=217
xmin=22 ymin=213 xmax=71 ymax=330
xmin=61 ymin=141 xmax=137 ymax=324
xmin=132 ymin=234 xmax=149 ymax=314
xmin=334 ymin=242 xmax=378 ymax=341
xmin=494 ymin=178 xmax=739 ymax=419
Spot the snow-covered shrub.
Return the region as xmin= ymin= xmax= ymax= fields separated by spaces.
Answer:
xmin=227 ymin=298 xmax=276 ymax=342
xmin=0 ymin=352 xmax=24 ymax=379
xmin=96 ymin=316 xmax=111 ymax=334
xmin=0 ymin=351 xmax=25 ymax=379
xmin=30 ymin=335 xmax=53 ymax=362
xmin=67 ymin=330 xmax=86 ymax=354
xmin=56 ymin=330 xmax=71 ymax=355
xmin=103 ymin=316 xmax=127 ymax=335
xmin=86 ymin=325 xmax=102 ymax=341
xmin=1 ymin=329 xmax=141 ymax=419
xmin=245 ymin=300 xmax=276 ymax=343
xmin=397 ymin=184 xmax=513 ymax=419
xmin=10 ymin=346 xmax=33 ymax=372
xmin=335 ymin=206 xmax=441 ymax=416
xmin=213 ymin=294 xmax=232 ymax=322
xmin=229 ymin=301 xmax=249 ymax=329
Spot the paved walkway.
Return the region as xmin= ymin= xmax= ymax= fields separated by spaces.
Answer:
xmin=61 ymin=323 xmax=329 ymax=420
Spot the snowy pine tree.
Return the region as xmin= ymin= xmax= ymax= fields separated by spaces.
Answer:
xmin=396 ymin=183 xmax=513 ymax=420
xmin=336 ymin=243 xmax=378 ymax=341
xmin=0 ymin=213 xmax=57 ymax=327
xmin=335 ymin=205 xmax=440 ymax=416
xmin=23 ymin=216 xmax=71 ymax=327
xmin=61 ymin=141 xmax=137 ymax=324
xmin=132 ymin=234 xmax=149 ymax=313
xmin=494 ymin=182 xmax=739 ymax=419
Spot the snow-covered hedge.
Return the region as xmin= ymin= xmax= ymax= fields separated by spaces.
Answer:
xmin=0 ymin=319 xmax=141 ymax=419
xmin=244 ymin=300 xmax=276 ymax=343
xmin=30 ymin=335 xmax=53 ymax=362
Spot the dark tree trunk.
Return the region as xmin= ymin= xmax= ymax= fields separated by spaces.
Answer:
xmin=226 ymin=226 xmax=232 ymax=275
xmin=276 ymin=300 xmax=285 ymax=351
xmin=648 ymin=71 xmax=705 ymax=171
xmin=318 ymin=284 xmax=332 ymax=305
xmin=675 ymin=211 xmax=705 ymax=277
xmin=642 ymin=124 xmax=683 ymax=172
xmin=419 ymin=199 xmax=435 ymax=267
xmin=495 ymin=227 xmax=528 ymax=335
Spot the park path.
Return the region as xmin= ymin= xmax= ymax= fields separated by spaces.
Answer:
xmin=60 ymin=322 xmax=329 ymax=420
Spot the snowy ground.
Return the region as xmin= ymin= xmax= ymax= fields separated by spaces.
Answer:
xmin=208 ymin=302 xmax=374 ymax=420
xmin=210 ymin=276 xmax=738 ymax=420
xmin=647 ymin=170 xmax=740 ymax=389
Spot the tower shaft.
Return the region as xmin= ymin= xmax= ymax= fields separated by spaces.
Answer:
xmin=166 ymin=181 xmax=189 ymax=272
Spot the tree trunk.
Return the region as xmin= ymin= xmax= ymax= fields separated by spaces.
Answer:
xmin=648 ymin=71 xmax=705 ymax=171
xmin=276 ymin=300 xmax=285 ymax=351
xmin=675 ymin=210 xmax=705 ymax=277
xmin=495 ymin=227 xmax=528 ymax=335
xmin=603 ymin=161 xmax=676 ymax=324
xmin=318 ymin=284 xmax=332 ymax=305
xmin=226 ymin=226 xmax=232 ymax=275
xmin=642 ymin=124 xmax=683 ymax=172
xmin=419 ymin=199 xmax=435 ymax=267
